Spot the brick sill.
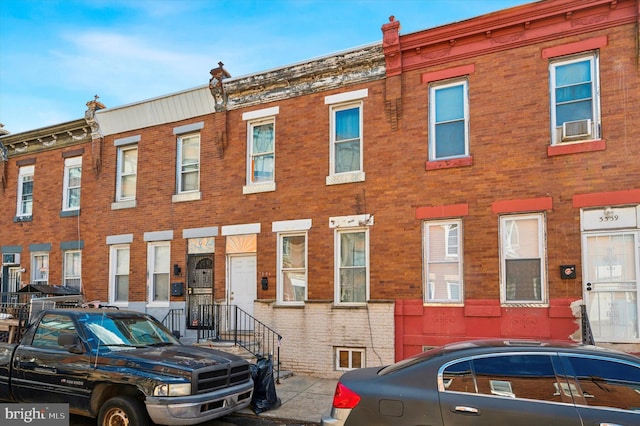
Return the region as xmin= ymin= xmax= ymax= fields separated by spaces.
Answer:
xmin=426 ymin=156 xmax=473 ymax=171
xmin=547 ymin=139 xmax=605 ymax=156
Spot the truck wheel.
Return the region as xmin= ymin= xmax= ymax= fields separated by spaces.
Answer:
xmin=98 ymin=395 xmax=150 ymax=426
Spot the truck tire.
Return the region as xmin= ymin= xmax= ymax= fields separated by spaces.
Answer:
xmin=98 ymin=395 xmax=150 ymax=426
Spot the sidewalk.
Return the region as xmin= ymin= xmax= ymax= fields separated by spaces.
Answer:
xmin=234 ymin=373 xmax=338 ymax=425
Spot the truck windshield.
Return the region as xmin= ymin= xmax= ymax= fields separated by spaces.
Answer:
xmin=79 ymin=313 xmax=180 ymax=348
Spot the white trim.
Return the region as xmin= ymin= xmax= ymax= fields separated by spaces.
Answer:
xmin=242 ymin=106 xmax=280 ymax=121
xmin=109 ymin=244 xmax=130 ymax=307
xmin=114 ymin=135 xmax=140 ymax=146
xmin=183 ymin=227 xmax=219 ymax=239
xmin=549 ymin=52 xmax=600 ymax=145
xmin=429 ymin=78 xmax=469 ymax=161
xmin=334 ymin=227 xmax=370 ymax=305
xmin=272 ymin=219 xmax=312 ymax=233
xmin=173 ymin=121 xmax=204 ymax=135
xmin=222 ymin=223 xmax=261 ymax=236
xmin=106 ymin=234 xmax=134 ymax=245
xmin=111 ymin=200 xmax=136 ymax=210
xmin=62 ymin=156 xmax=82 ymax=211
xmin=144 ymin=230 xmax=174 ymax=242
xmin=499 ymin=213 xmax=547 ymax=305
xmin=16 ymin=165 xmax=34 ymax=217
xmin=325 ymin=89 xmax=368 ymax=105
xmin=243 ymin=182 xmax=276 ymax=194
xmin=115 ymin=144 xmax=137 ymax=202
xmin=276 ymin=231 xmax=308 ymax=305
xmin=329 ymin=214 xmax=374 ymax=228
xmin=147 ymin=241 xmax=171 ymax=306
xmin=172 ymin=191 xmax=201 ymax=203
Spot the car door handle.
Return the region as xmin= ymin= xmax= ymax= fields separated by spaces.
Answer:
xmin=453 ymin=406 xmax=479 ymax=414
xmin=599 ymin=423 xmax=623 ymax=426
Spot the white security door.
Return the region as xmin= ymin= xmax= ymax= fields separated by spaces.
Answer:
xmin=583 ymin=231 xmax=640 ymax=342
xmin=228 ymin=254 xmax=257 ymax=329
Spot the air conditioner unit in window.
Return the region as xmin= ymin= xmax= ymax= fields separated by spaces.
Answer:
xmin=2 ymin=253 xmax=20 ymax=265
xmin=561 ymin=119 xmax=592 ymax=141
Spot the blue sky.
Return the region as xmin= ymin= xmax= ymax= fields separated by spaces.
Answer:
xmin=0 ymin=0 xmax=530 ymax=134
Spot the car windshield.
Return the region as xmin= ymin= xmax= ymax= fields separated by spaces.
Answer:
xmin=379 ymin=346 xmax=444 ymax=375
xmin=78 ymin=312 xmax=180 ymax=349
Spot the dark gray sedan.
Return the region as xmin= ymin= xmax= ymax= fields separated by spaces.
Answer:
xmin=321 ymin=339 xmax=640 ymax=426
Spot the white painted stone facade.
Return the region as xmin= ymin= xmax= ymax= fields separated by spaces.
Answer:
xmin=254 ymin=300 xmax=395 ymax=379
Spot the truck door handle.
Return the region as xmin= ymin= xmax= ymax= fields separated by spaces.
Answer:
xmin=453 ymin=406 xmax=479 ymax=414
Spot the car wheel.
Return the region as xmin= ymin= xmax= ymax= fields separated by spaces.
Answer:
xmin=98 ymin=395 xmax=150 ymax=426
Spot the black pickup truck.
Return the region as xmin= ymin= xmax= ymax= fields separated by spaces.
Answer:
xmin=0 ymin=308 xmax=253 ymax=425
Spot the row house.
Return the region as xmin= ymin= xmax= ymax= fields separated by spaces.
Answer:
xmin=1 ymin=0 xmax=639 ymax=377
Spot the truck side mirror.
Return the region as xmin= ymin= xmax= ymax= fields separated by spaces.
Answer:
xmin=58 ymin=332 xmax=84 ymax=354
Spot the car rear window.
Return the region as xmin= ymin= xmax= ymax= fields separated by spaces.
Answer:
xmin=379 ymin=346 xmax=443 ymax=375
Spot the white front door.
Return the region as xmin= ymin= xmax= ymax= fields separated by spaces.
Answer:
xmin=228 ymin=254 xmax=257 ymax=329
xmin=583 ymin=231 xmax=640 ymax=342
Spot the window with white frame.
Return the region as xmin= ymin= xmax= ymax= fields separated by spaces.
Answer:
xmin=424 ymin=220 xmax=463 ymax=303
xmin=325 ymin=89 xmax=367 ymax=185
xmin=429 ymin=79 xmax=469 ymax=160
xmin=500 ymin=214 xmax=546 ymax=303
xmin=248 ymin=118 xmax=275 ymax=185
xmin=148 ymin=242 xmax=170 ymax=304
xmin=336 ymin=228 xmax=368 ymax=304
xmin=278 ymin=233 xmax=307 ymax=304
xmin=16 ymin=165 xmax=34 ymax=217
xmin=550 ymin=52 xmax=600 ymax=144
xmin=177 ymin=133 xmax=200 ymax=193
xmin=109 ymin=245 xmax=130 ymax=304
xmin=116 ymin=145 xmax=137 ymax=201
xmin=62 ymin=156 xmax=82 ymax=211
xmin=32 ymin=252 xmax=49 ymax=284
xmin=63 ymin=250 xmax=81 ymax=290
xmin=332 ymin=103 xmax=362 ymax=174
xmin=336 ymin=347 xmax=365 ymax=371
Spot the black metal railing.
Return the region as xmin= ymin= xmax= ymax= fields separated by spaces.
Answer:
xmin=581 ymin=304 xmax=595 ymax=345
xmin=196 ymin=304 xmax=282 ymax=382
xmin=161 ymin=308 xmax=185 ymax=338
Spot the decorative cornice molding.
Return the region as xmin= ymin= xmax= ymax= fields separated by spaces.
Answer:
xmin=222 ymin=44 xmax=385 ymax=110
xmin=0 ymin=119 xmax=92 ymax=157
xmin=385 ymin=0 xmax=637 ymax=72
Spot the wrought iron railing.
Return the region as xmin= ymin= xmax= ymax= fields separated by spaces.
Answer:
xmin=196 ymin=304 xmax=282 ymax=382
xmin=161 ymin=308 xmax=185 ymax=338
xmin=580 ymin=304 xmax=595 ymax=345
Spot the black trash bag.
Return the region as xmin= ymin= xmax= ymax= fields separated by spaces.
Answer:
xmin=250 ymin=357 xmax=281 ymax=414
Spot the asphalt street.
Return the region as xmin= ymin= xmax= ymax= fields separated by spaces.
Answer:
xmin=70 ymin=413 xmax=318 ymax=426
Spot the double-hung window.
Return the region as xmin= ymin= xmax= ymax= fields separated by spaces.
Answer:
xmin=62 ymin=156 xmax=82 ymax=211
xmin=500 ymin=213 xmax=546 ymax=303
xmin=109 ymin=245 xmax=130 ymax=305
xmin=63 ymin=250 xmax=82 ymax=291
xmin=177 ymin=133 xmax=200 ymax=194
xmin=32 ymin=252 xmax=49 ymax=284
xmin=16 ymin=165 xmax=34 ymax=218
xmin=423 ymin=220 xmax=463 ymax=303
xmin=249 ymin=119 xmax=275 ymax=184
xmin=336 ymin=228 xmax=369 ymax=304
xmin=429 ymin=79 xmax=469 ymax=160
xmin=242 ymin=106 xmax=279 ymax=194
xmin=550 ymin=52 xmax=600 ymax=144
xmin=278 ymin=233 xmax=307 ymax=304
xmin=148 ymin=242 xmax=170 ymax=304
xmin=116 ymin=145 xmax=137 ymax=202
xmin=325 ymin=89 xmax=367 ymax=185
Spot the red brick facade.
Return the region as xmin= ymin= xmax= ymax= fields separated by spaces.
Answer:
xmin=2 ymin=0 xmax=639 ymax=374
